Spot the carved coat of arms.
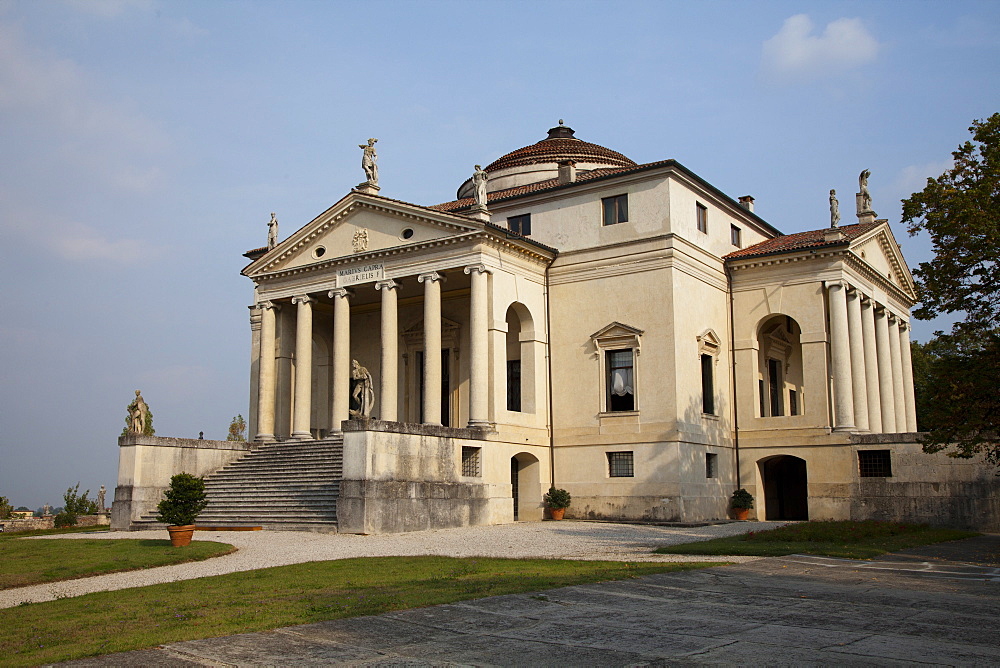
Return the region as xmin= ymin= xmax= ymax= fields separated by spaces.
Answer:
xmin=352 ymin=228 xmax=369 ymax=253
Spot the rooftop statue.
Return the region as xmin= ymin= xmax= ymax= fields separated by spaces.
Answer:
xmin=472 ymin=165 xmax=488 ymax=210
xmin=858 ymin=169 xmax=872 ymax=214
xmin=267 ymin=213 xmax=278 ymax=249
xmin=359 ymin=138 xmax=379 ymax=186
xmin=829 ymin=189 xmax=840 ymax=228
xmin=129 ymin=390 xmax=148 ymax=434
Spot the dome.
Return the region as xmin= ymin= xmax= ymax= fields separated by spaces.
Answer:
xmin=457 ymin=122 xmax=637 ymax=198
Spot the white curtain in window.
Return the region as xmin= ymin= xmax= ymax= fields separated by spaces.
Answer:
xmin=611 ymin=367 xmax=634 ymax=396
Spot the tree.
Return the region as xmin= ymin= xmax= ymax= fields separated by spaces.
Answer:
xmin=0 ymin=496 xmax=12 ymax=520
xmin=902 ymin=113 xmax=1000 ymax=465
xmin=59 ymin=483 xmax=99 ymax=526
xmin=227 ymin=414 xmax=247 ymax=442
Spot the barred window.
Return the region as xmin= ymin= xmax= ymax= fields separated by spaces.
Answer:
xmin=858 ymin=450 xmax=892 ymax=478
xmin=461 ymin=446 xmax=482 ymax=477
xmin=706 ymin=453 xmax=718 ymax=478
xmin=607 ymin=451 xmax=634 ymax=477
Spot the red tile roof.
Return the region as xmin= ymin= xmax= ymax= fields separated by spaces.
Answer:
xmin=484 ymin=137 xmax=637 ymax=172
xmin=724 ymin=221 xmax=880 ymax=261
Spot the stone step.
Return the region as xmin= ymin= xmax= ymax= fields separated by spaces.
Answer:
xmin=204 ymin=477 xmax=341 ymax=487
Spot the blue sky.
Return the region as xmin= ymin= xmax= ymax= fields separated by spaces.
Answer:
xmin=1 ymin=0 xmax=997 ymax=509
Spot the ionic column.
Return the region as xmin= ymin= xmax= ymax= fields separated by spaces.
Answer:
xmin=860 ymin=297 xmax=883 ymax=432
xmin=465 ymin=264 xmax=491 ymax=427
xmin=874 ymin=306 xmax=897 ymax=433
xmin=255 ymin=301 xmax=278 ymax=442
xmin=290 ymin=295 xmax=315 ymax=440
xmin=329 ymin=288 xmax=353 ymax=432
xmin=828 ymin=281 xmax=855 ymax=430
xmin=375 ymin=279 xmax=399 ymax=422
xmin=846 ymin=289 xmax=869 ymax=431
xmin=888 ymin=314 xmax=907 ymax=431
xmin=418 ymin=272 xmax=444 ymax=425
xmin=899 ymin=321 xmax=918 ymax=432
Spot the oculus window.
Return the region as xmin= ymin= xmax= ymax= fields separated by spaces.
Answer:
xmin=508 ymin=214 xmax=531 ymax=236
xmin=602 ymin=194 xmax=629 ymax=226
xmin=607 ymin=451 xmax=634 ymax=477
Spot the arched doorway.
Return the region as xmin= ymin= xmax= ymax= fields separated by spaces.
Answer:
xmin=759 ymin=455 xmax=808 ymax=520
xmin=510 ymin=453 xmax=541 ymax=521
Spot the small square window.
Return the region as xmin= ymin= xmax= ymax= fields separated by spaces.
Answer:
xmin=858 ymin=450 xmax=892 ymax=477
xmin=696 ymin=202 xmax=708 ymax=233
xmin=602 ymin=194 xmax=629 ymax=225
xmin=706 ymin=453 xmax=718 ymax=478
xmin=608 ymin=451 xmax=634 ymax=477
xmin=730 ymin=224 xmax=742 ymax=247
xmin=508 ymin=214 xmax=531 ymax=236
xmin=461 ymin=446 xmax=482 ymax=477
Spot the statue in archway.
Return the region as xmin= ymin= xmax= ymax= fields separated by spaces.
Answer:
xmin=350 ymin=360 xmax=375 ymax=419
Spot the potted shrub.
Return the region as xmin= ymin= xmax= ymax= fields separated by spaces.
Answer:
xmin=730 ymin=488 xmax=754 ymax=521
xmin=543 ymin=487 xmax=571 ymax=520
xmin=156 ymin=473 xmax=208 ymax=546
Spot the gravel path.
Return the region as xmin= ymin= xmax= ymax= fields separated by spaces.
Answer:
xmin=0 ymin=520 xmax=786 ymax=609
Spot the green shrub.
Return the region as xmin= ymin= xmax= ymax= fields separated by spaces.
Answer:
xmin=730 ymin=488 xmax=754 ymax=509
xmin=63 ymin=483 xmax=99 ymax=515
xmin=54 ymin=512 xmax=77 ymax=527
xmin=543 ymin=487 xmax=572 ymax=509
xmin=156 ymin=473 xmax=208 ymax=527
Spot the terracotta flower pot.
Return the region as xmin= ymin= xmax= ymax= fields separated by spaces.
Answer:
xmin=167 ymin=525 xmax=196 ymax=547
xmin=732 ymin=508 xmax=749 ymax=521
xmin=549 ymin=508 xmax=566 ymax=520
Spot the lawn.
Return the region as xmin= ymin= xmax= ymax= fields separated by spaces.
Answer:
xmin=654 ymin=520 xmax=978 ymax=559
xmin=0 ymin=538 xmax=236 ymax=589
xmin=0 ymin=556 xmax=717 ymax=666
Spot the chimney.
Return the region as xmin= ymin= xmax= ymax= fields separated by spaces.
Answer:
xmin=738 ymin=195 xmax=755 ymax=212
xmin=558 ymin=160 xmax=577 ymax=185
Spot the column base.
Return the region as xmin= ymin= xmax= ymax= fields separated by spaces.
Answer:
xmin=254 ymin=434 xmax=276 ymax=444
xmin=466 ymin=419 xmax=492 ymax=428
xmin=832 ymin=426 xmax=857 ymax=433
xmin=290 ymin=431 xmax=314 ymax=441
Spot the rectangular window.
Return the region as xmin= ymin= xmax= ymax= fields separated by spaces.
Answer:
xmin=858 ymin=450 xmax=892 ymax=477
xmin=696 ymin=202 xmax=708 ymax=233
xmin=607 ymin=451 xmax=634 ymax=477
xmin=758 ymin=379 xmax=766 ymax=418
xmin=606 ymin=349 xmax=635 ymax=412
xmin=508 ymin=214 xmax=531 ymax=236
xmin=789 ymin=389 xmax=798 ymax=416
xmin=730 ymin=224 xmax=742 ymax=247
xmin=768 ymin=358 xmax=783 ymax=417
xmin=701 ymin=354 xmax=715 ymax=414
xmin=602 ymin=194 xmax=629 ymax=225
xmin=506 ymin=360 xmax=521 ymax=412
xmin=706 ymin=453 xmax=718 ymax=478
xmin=461 ymin=446 xmax=482 ymax=477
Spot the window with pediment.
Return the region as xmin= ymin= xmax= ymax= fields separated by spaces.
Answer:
xmin=591 ymin=322 xmax=643 ymax=414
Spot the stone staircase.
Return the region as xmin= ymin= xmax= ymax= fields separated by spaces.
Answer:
xmin=132 ymin=436 xmax=343 ymax=532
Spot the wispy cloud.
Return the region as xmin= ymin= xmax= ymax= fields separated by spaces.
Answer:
xmin=892 ymin=159 xmax=954 ymax=197
xmin=60 ymin=0 xmax=154 ymax=19
xmin=761 ymin=15 xmax=880 ymax=85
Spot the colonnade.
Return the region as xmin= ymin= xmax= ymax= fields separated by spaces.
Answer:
xmin=827 ymin=281 xmax=917 ymax=433
xmin=254 ymin=263 xmax=492 ymax=442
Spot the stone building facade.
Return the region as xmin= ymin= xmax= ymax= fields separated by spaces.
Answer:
xmin=112 ymin=123 xmax=1000 ymax=532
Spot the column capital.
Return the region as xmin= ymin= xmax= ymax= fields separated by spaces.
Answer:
xmin=827 ymin=280 xmax=847 ymax=291
xmin=256 ymin=300 xmax=278 ymax=311
xmin=328 ymin=287 xmax=354 ymax=299
xmin=464 ymin=263 xmax=493 ymax=276
xmin=291 ymin=294 xmax=316 ymax=305
xmin=418 ymin=271 xmax=445 ymax=284
xmin=375 ymin=279 xmax=400 ymax=291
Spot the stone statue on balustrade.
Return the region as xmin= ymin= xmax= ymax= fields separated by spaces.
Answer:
xmin=858 ymin=169 xmax=873 ymax=214
xmin=359 ymin=138 xmax=379 ymax=186
xmin=129 ymin=390 xmax=149 ymax=434
xmin=472 ymin=165 xmax=488 ymax=211
xmin=350 ymin=360 xmax=375 ymax=419
xmin=829 ymin=189 xmax=840 ymax=228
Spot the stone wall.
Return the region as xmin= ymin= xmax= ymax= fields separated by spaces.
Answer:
xmin=850 ymin=434 xmax=1000 ymax=531
xmin=338 ymin=420 xmax=492 ymax=534
xmin=111 ymin=434 xmax=250 ymax=530
xmin=0 ymin=517 xmax=54 ymax=532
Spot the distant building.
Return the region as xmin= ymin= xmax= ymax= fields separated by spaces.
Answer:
xmin=112 ymin=124 xmax=999 ymax=532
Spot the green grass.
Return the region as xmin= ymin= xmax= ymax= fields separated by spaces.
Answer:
xmin=0 ymin=526 xmax=109 ymax=541
xmin=654 ymin=520 xmax=978 ymax=559
xmin=0 ymin=557 xmax=716 ymax=666
xmin=0 ymin=539 xmax=236 ymax=590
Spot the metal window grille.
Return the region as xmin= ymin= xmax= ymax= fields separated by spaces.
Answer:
xmin=607 ymin=451 xmax=634 ymax=477
xmin=462 ymin=447 xmax=482 ymax=477
xmin=858 ymin=450 xmax=892 ymax=477
xmin=706 ymin=453 xmax=718 ymax=479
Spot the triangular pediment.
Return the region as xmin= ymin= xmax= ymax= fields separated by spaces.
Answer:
xmin=849 ymin=223 xmax=916 ymax=298
xmin=591 ymin=321 xmax=645 ymax=341
xmin=244 ymin=192 xmax=482 ymax=278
